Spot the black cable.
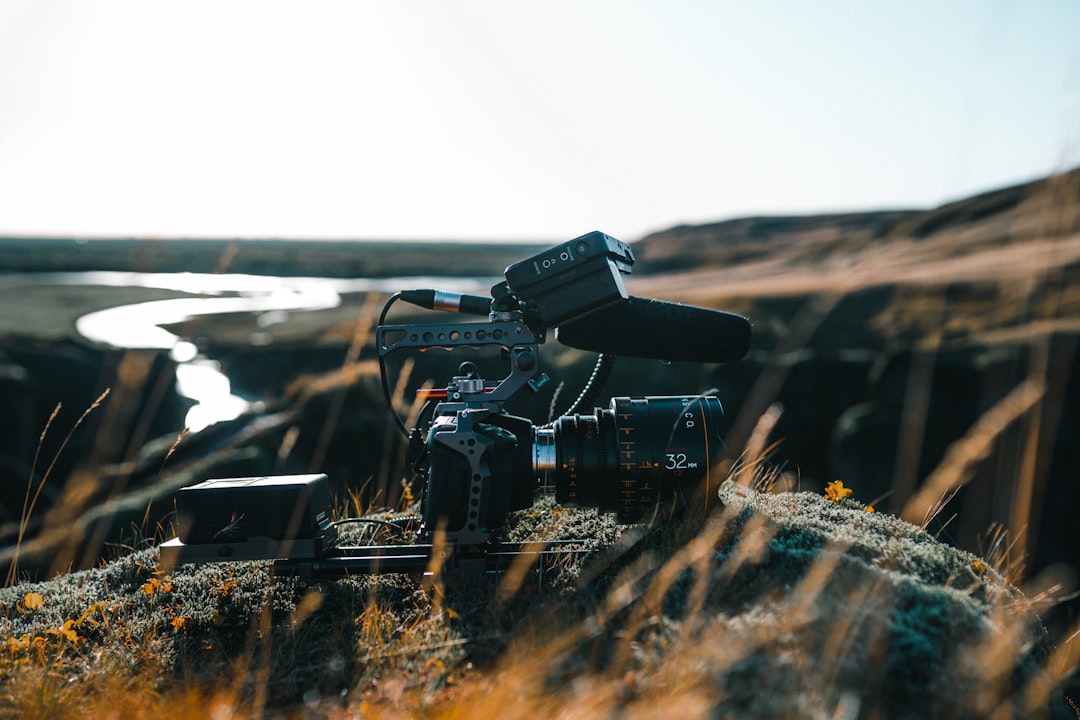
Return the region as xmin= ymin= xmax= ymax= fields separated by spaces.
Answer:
xmin=329 ymin=516 xmax=420 ymax=541
xmin=414 ymin=400 xmax=436 ymax=436
xmin=567 ymin=352 xmax=615 ymax=415
xmin=329 ymin=517 xmax=403 ymax=533
xmin=546 ymin=380 xmax=566 ymax=424
xmin=377 ymin=293 xmax=410 ymax=438
xmin=545 ymin=352 xmax=616 ymax=425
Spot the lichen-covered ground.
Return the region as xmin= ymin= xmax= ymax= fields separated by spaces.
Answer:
xmin=0 ymin=483 xmax=1073 ymax=719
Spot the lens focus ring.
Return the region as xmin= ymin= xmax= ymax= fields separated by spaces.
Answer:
xmin=544 ymin=396 xmax=725 ymax=522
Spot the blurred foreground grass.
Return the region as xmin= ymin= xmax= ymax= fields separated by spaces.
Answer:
xmin=1 ymin=169 xmax=1078 ymax=717
xmin=0 ymin=480 xmax=1074 ymax=719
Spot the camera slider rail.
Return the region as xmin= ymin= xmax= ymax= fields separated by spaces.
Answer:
xmin=157 ymin=473 xmax=592 ymax=580
xmin=160 ymin=536 xmax=592 ymax=580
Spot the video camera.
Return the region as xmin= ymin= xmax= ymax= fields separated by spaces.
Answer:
xmin=159 ymin=232 xmax=751 ymax=578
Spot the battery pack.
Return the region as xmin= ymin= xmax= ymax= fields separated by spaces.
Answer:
xmin=161 ymin=474 xmax=338 ymax=566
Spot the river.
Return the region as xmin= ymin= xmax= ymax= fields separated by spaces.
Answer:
xmin=49 ymin=271 xmax=493 ymax=431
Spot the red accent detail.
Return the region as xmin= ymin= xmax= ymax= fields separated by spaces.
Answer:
xmin=415 ymin=387 xmax=497 ymax=400
xmin=415 ymin=389 xmax=449 ymax=400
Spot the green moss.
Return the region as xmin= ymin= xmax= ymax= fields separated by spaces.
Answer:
xmin=0 ymin=484 xmax=1069 ymax=718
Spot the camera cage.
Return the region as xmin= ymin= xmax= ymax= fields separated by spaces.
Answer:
xmin=159 ymin=232 xmax=740 ymax=580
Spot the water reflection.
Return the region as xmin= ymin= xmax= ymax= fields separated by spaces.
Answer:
xmin=174 ymin=359 xmax=253 ymax=432
xmin=76 ymin=289 xmax=340 ymax=349
xmin=168 ymin=341 xmax=251 ymax=432
xmin=58 ymin=271 xmax=490 ymax=432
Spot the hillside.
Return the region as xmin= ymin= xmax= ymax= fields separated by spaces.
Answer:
xmin=0 ymin=483 xmax=1073 ymax=718
xmin=0 ymin=168 xmax=1078 ymax=716
xmin=0 ymin=237 xmax=547 ymax=278
xmin=632 ymin=168 xmax=1080 ymax=276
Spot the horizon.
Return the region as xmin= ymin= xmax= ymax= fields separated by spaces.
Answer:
xmin=1 ymin=2 xmax=1078 ymax=243
xmin=4 ymin=163 xmax=1068 ymax=246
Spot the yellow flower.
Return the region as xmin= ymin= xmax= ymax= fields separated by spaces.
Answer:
xmin=211 ymin=576 xmax=238 ymax=598
xmin=46 ymin=620 xmax=80 ymax=645
xmin=143 ymin=576 xmax=174 ymax=597
xmin=77 ymin=600 xmax=115 ymax=629
xmin=7 ymin=635 xmax=30 ymax=655
xmin=19 ymin=592 xmax=44 ymax=613
xmin=824 ymin=480 xmax=853 ymax=503
xmin=865 ymin=505 xmax=875 ymax=513
xmin=171 ymin=616 xmax=187 ymax=632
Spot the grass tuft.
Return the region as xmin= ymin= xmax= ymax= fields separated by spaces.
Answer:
xmin=0 ymin=481 xmax=1072 ymax=718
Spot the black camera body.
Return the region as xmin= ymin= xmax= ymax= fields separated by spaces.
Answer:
xmin=414 ymin=371 xmax=727 ymax=547
xmin=160 ymin=232 xmax=750 ymax=577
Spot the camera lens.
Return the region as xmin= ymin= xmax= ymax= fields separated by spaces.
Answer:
xmin=535 ymin=396 xmax=725 ymax=521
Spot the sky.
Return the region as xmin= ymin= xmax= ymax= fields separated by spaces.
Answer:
xmin=0 ymin=1 xmax=1078 ymax=243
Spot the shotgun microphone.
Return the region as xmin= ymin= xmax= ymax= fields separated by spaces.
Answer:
xmin=554 ymin=296 xmax=751 ymax=363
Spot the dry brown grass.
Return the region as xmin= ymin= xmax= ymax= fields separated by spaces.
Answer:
xmin=0 ymin=466 xmax=1074 ymax=719
xmin=1 ymin=171 xmax=1079 ymax=717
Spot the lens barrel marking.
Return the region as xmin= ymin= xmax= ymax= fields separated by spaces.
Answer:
xmin=547 ymin=396 xmax=724 ymax=522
